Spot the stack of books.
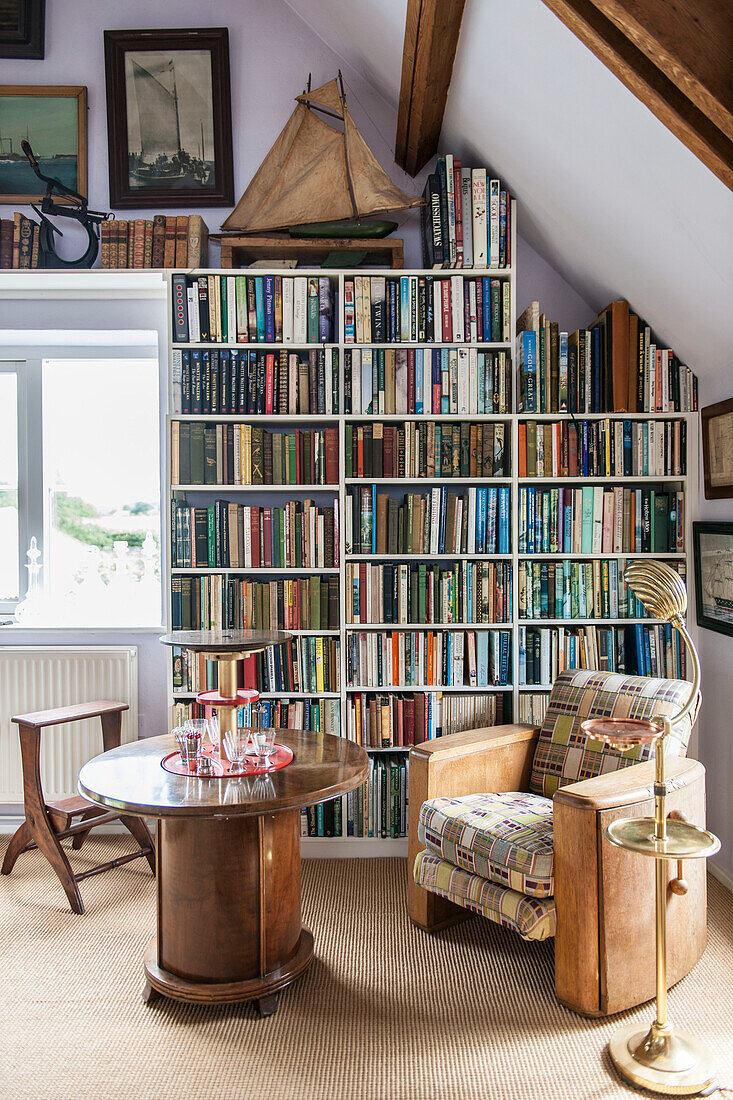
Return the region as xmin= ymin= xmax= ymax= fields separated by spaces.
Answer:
xmin=421 ymin=156 xmax=512 ymax=269
xmin=170 ymin=424 xmax=339 ymax=487
xmin=171 ymin=574 xmax=338 ymax=632
xmin=518 ymin=622 xmax=687 ymax=684
xmin=344 ymin=273 xmax=510 ymax=342
xmin=519 ymin=559 xmax=686 ymax=620
xmin=345 ymin=422 xmax=508 ymax=479
xmin=173 ymin=696 xmax=340 ymax=738
xmin=101 ymin=215 xmax=208 ymax=268
xmin=516 ymin=299 xmax=698 ymax=414
xmin=172 ymin=347 xmax=339 ymax=415
xmin=345 ymin=561 xmax=512 ymax=624
xmin=345 ymin=757 xmax=408 ymax=838
xmin=0 ymin=214 xmax=41 ymax=267
xmin=516 ymin=693 xmax=550 ymax=726
xmin=345 ymin=347 xmax=511 ymax=415
xmin=173 ymin=273 xmax=335 ymax=343
xmin=518 ymin=485 xmax=684 ymax=555
xmin=347 ymin=485 xmax=511 ymax=556
xmin=346 ymin=690 xmax=506 ymax=747
xmin=519 ymin=418 xmax=686 ymax=478
xmin=170 ymin=498 xmax=338 ymax=569
xmin=346 ymin=629 xmax=511 ymax=688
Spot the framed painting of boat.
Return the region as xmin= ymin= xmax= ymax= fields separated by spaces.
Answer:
xmin=0 ymin=85 xmax=86 ymax=204
xmin=0 ymin=0 xmax=45 ymax=58
xmin=701 ymin=397 xmax=733 ymax=499
xmin=694 ymin=522 xmax=733 ymax=637
xmin=104 ymin=28 xmax=233 ymax=208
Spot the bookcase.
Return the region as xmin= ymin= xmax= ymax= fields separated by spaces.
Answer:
xmin=164 ymin=210 xmax=699 ymax=856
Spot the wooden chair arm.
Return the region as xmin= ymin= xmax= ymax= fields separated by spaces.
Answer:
xmin=12 ymin=700 xmax=128 ymax=730
xmin=553 ymin=755 xmax=707 ymax=1015
xmin=553 ymin=755 xmax=703 ymax=812
xmin=407 ymin=724 xmax=539 ymax=928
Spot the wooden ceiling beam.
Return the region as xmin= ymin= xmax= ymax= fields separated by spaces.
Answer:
xmin=395 ymin=0 xmax=467 ymax=178
xmin=542 ymin=0 xmax=733 ymax=190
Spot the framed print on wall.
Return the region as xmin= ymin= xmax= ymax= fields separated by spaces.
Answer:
xmin=693 ymin=521 xmax=733 ymax=638
xmin=0 ymin=85 xmax=87 ymax=204
xmin=0 ymin=0 xmax=45 ymax=59
xmin=701 ymin=397 xmax=733 ymax=499
xmin=104 ymin=28 xmax=234 ymax=208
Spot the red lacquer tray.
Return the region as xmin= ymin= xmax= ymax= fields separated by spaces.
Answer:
xmin=161 ymin=743 xmax=293 ymax=778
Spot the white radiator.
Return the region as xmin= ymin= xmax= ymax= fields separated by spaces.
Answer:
xmin=0 ymin=646 xmax=138 ymax=803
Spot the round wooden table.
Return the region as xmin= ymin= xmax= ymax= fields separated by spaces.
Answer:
xmin=78 ymin=730 xmax=368 ymax=1015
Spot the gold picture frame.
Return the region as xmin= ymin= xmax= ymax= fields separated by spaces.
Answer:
xmin=701 ymin=397 xmax=733 ymax=499
xmin=0 ymin=85 xmax=87 ymax=204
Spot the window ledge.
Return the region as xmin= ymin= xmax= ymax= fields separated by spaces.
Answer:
xmin=0 ymin=270 xmax=167 ymax=299
xmin=0 ymin=623 xmax=165 ymax=634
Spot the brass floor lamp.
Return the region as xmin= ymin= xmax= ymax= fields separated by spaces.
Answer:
xmin=581 ymin=560 xmax=720 ymax=1096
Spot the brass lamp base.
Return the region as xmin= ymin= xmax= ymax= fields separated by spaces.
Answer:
xmin=610 ymin=1022 xmax=717 ymax=1096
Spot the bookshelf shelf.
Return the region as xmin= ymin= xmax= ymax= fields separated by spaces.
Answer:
xmin=165 ymin=219 xmax=699 ymax=852
xmin=171 ymin=567 xmax=339 ymax=575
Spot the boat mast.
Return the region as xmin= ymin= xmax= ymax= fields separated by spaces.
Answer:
xmin=338 ymin=70 xmax=360 ymax=224
xmin=170 ymin=61 xmax=182 ymax=154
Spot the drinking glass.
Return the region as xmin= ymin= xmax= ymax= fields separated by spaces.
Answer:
xmin=253 ymin=726 xmax=276 ymax=766
xmin=224 ymin=728 xmax=252 ymax=774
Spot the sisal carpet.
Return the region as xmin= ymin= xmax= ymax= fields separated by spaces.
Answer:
xmin=1 ymin=835 xmax=732 ymax=1100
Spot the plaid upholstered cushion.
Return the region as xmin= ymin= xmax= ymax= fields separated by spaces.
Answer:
xmin=530 ymin=669 xmax=698 ymax=798
xmin=418 ymin=792 xmax=554 ymax=898
xmin=414 ymin=851 xmax=556 ymax=940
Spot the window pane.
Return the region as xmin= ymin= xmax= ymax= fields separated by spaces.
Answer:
xmin=42 ymin=358 xmax=160 ymax=626
xmin=0 ymin=372 xmax=19 ymax=600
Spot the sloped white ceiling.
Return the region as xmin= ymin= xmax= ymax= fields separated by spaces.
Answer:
xmin=283 ymin=0 xmax=733 ymax=384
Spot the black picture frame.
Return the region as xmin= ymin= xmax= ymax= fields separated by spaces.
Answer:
xmin=693 ymin=521 xmax=733 ymax=638
xmin=104 ymin=27 xmax=234 ymax=208
xmin=0 ymin=0 xmax=45 ymax=59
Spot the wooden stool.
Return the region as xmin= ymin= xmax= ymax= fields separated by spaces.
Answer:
xmin=1 ymin=700 xmax=156 ymax=913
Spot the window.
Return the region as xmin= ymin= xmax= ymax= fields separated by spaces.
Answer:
xmin=0 ymin=340 xmax=161 ymax=627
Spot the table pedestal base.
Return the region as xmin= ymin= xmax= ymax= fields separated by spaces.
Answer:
xmin=144 ymin=809 xmax=313 ymax=1011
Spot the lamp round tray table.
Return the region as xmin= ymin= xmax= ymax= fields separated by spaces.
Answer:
xmin=159 ymin=629 xmax=293 ymax=758
xmin=78 ymin=729 xmax=368 ymax=1015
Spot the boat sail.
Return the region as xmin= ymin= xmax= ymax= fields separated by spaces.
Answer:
xmin=221 ymin=76 xmax=421 ymax=234
xmin=703 ymin=547 xmax=733 ymax=613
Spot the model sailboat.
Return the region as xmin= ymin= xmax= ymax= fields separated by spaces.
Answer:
xmin=221 ymin=75 xmax=421 ymax=235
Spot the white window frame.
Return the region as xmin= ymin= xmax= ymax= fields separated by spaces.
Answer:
xmin=0 ymin=331 xmax=161 ymax=622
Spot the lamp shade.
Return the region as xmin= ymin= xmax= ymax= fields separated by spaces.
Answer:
xmin=624 ymin=559 xmax=688 ymax=623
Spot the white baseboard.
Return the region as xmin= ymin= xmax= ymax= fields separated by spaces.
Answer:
xmin=709 ymin=861 xmax=733 ymax=894
xmin=0 ymin=815 xmax=408 ymax=858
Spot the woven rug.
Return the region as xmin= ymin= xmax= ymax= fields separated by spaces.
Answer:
xmin=1 ymin=835 xmax=731 ymax=1100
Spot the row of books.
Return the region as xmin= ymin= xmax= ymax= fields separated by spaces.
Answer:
xmin=519 ymin=418 xmax=687 ymax=479
xmin=516 ymin=299 xmax=698 ymax=414
xmin=0 ymin=214 xmax=40 ymax=268
xmin=344 ymin=757 xmax=408 ymax=839
xmin=516 ymin=693 xmax=550 ymax=727
xmin=346 ymin=486 xmax=511 ymax=557
xmin=172 ymin=697 xmax=340 ymax=738
xmin=344 ymin=422 xmax=508 ymax=480
xmin=172 ymin=347 xmax=339 ymax=416
xmin=173 ymin=635 xmax=339 ymax=695
xmin=171 ymin=423 xmax=339 ymax=487
xmin=346 ymin=691 xmax=508 ymax=748
xmin=301 ymin=797 xmax=345 ymax=838
xmin=344 ymin=561 xmax=512 ymax=625
xmin=518 ymin=486 xmax=684 ymax=556
xmin=102 ymin=215 xmax=208 ymax=268
xmin=421 ymin=157 xmax=512 ymax=269
xmin=173 ymin=273 xmax=335 ymax=344
xmin=518 ymin=623 xmax=687 ymax=684
xmin=344 ymin=274 xmax=510 ymax=344
xmin=518 ymin=559 xmax=685 ymax=621
xmin=170 ymin=498 xmax=338 ymax=569
xmin=344 ymin=347 xmax=512 ymax=416
xmin=170 ymin=574 xmax=338 ymax=633
xmin=345 ymin=630 xmax=512 ymax=689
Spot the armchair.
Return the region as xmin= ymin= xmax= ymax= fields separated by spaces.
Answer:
xmin=408 ymin=668 xmax=707 ymax=1017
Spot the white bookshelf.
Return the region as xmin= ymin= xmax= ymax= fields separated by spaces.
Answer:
xmin=163 ymin=211 xmax=699 ymax=856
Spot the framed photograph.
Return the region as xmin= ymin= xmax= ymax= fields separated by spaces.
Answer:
xmin=693 ymin=521 xmax=733 ymax=637
xmin=104 ymin=28 xmax=234 ymax=208
xmin=0 ymin=85 xmax=86 ymax=204
xmin=0 ymin=0 xmax=45 ymax=59
xmin=701 ymin=398 xmax=733 ymax=499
